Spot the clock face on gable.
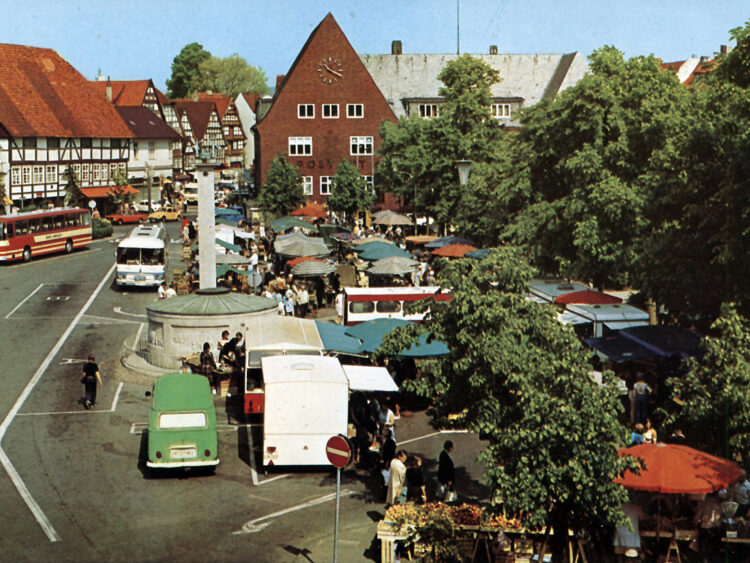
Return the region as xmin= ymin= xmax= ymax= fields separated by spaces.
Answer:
xmin=317 ymin=56 xmax=343 ymax=84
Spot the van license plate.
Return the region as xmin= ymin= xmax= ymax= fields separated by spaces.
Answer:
xmin=171 ymin=447 xmax=197 ymax=459
xmin=135 ymin=275 xmax=146 ymax=281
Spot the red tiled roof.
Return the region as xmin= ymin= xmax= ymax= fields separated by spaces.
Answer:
xmin=172 ymin=100 xmax=215 ymax=141
xmin=81 ymin=184 xmax=138 ymax=198
xmin=242 ymin=92 xmax=261 ymax=112
xmin=116 ymin=106 xmax=181 ymax=140
xmin=197 ymin=92 xmax=230 ymax=118
xmin=685 ymin=59 xmax=715 ymax=85
xmin=154 ymin=88 xmax=170 ymax=106
xmin=89 ymin=79 xmax=151 ymax=106
xmin=0 ymin=43 xmax=133 ymax=138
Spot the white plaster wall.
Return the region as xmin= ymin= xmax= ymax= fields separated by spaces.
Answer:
xmin=128 ymin=139 xmax=173 ymax=178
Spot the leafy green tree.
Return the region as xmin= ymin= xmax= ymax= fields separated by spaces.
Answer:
xmin=505 ymin=47 xmax=688 ymax=290
xmin=258 ymin=154 xmax=305 ymax=217
xmin=377 ymin=248 xmax=635 ymax=560
xmin=108 ymin=169 xmax=133 ymax=212
xmin=0 ymin=169 xmax=7 ymax=215
xmin=377 ymin=55 xmax=504 ymax=232
xmin=196 ymin=54 xmax=269 ymax=99
xmin=327 ymin=160 xmax=373 ymax=228
xmin=166 ymin=42 xmax=211 ymax=98
xmin=63 ymin=166 xmax=86 ymax=209
xmin=663 ymin=304 xmax=750 ymax=459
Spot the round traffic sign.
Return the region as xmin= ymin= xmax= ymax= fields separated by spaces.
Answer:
xmin=326 ymin=435 xmax=351 ymax=468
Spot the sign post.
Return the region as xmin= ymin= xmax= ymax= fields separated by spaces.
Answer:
xmin=326 ymin=434 xmax=351 ymax=563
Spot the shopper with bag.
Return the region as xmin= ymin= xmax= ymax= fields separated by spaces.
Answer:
xmin=437 ymin=440 xmax=456 ymax=501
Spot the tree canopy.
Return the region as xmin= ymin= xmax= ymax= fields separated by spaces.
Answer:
xmin=63 ymin=166 xmax=86 ymax=209
xmin=166 ymin=42 xmax=211 ymax=99
xmin=327 ymin=160 xmax=373 ymax=228
xmin=258 ymin=154 xmax=305 ymax=218
xmin=378 ymin=248 xmax=635 ymax=559
xmin=196 ymin=54 xmax=269 ymax=99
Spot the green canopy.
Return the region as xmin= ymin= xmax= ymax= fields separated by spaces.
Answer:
xmin=215 ymin=207 xmax=242 ymax=216
xmin=315 ymin=321 xmax=364 ymax=355
xmin=271 ymin=216 xmax=318 ymax=233
xmin=357 ymin=244 xmax=413 ymax=261
xmin=353 ymin=240 xmax=394 ymax=253
xmin=192 ymin=237 xmax=242 ymax=253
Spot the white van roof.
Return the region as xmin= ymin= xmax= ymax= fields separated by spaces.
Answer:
xmin=118 ymin=224 xmax=166 ymax=249
xmin=262 ymin=355 xmax=346 ymax=384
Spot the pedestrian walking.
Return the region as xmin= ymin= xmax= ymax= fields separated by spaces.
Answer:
xmin=386 ymin=449 xmax=408 ymax=506
xmin=437 ymin=440 xmax=456 ymax=501
xmin=335 ymin=291 xmax=344 ymax=325
xmin=633 ymin=373 xmax=652 ymax=424
xmin=199 ymin=342 xmax=218 ymax=395
xmin=80 ymin=354 xmax=102 ymax=409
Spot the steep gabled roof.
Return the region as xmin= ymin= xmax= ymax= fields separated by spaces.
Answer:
xmin=172 ymin=100 xmax=216 ymax=140
xmin=0 ymin=43 xmax=133 ymax=138
xmin=360 ymin=51 xmax=589 ymax=123
xmin=197 ymin=92 xmax=231 ymax=118
xmin=90 ymin=79 xmax=151 ymax=106
xmin=116 ymin=106 xmax=181 ymax=140
xmin=241 ymin=92 xmax=261 ymax=112
xmin=661 ymin=57 xmax=716 ymax=85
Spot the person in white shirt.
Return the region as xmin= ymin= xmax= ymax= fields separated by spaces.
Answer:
xmin=157 ymin=283 xmax=166 ymax=300
xmin=297 ymin=285 xmax=309 ymax=318
xmin=165 ymin=285 xmax=176 ymax=298
xmin=386 ymin=450 xmax=408 ymax=506
xmin=734 ymin=473 xmax=750 ymax=518
xmin=335 ymin=292 xmax=344 ymax=325
xmin=250 ymin=251 xmax=258 ymax=269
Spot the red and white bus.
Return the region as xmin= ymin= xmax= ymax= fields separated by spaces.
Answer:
xmin=0 ymin=207 xmax=92 ymax=262
xmin=343 ymin=286 xmax=452 ymax=325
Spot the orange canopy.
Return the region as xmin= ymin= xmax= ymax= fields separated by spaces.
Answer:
xmin=286 ymin=256 xmax=324 ymax=268
xmin=554 ymin=290 xmax=622 ymax=305
xmin=616 ymin=443 xmax=743 ymax=494
xmin=431 ymin=243 xmax=478 ymax=258
xmin=80 ymin=184 xmax=138 ymax=198
xmin=290 ymin=201 xmax=327 ymax=219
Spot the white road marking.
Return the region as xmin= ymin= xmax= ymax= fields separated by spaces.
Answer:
xmin=18 ymin=382 xmax=124 ymax=417
xmin=59 ymin=358 xmax=88 ymax=365
xmin=256 ymin=474 xmax=290 ymax=486
xmin=113 ymin=306 xmax=147 ymax=319
xmin=397 ymin=429 xmax=469 ymax=446
xmin=0 ymin=263 xmax=116 ymax=542
xmin=4 ymin=283 xmax=44 ymax=319
xmin=233 ymin=490 xmax=356 ymax=535
xmin=81 ymin=314 xmax=142 ymax=325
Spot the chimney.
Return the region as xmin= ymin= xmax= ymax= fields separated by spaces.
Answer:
xmin=106 ymin=77 xmax=112 ymax=101
xmin=720 ymin=45 xmax=728 ymax=55
xmin=391 ymin=40 xmax=402 ymax=55
xmin=489 ymin=45 xmax=498 ymax=55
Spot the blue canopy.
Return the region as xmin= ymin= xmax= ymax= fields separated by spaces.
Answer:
xmin=315 ymin=321 xmax=364 ymax=355
xmin=344 ymin=318 xmax=449 ymax=357
xmin=215 ymin=207 xmax=243 ymax=216
xmin=585 ymin=325 xmax=702 ymax=363
xmin=466 ymin=248 xmax=491 ymax=260
xmin=357 ymin=244 xmax=413 ymax=261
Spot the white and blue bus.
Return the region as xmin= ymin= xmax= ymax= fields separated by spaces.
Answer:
xmin=115 ymin=224 xmax=167 ymax=289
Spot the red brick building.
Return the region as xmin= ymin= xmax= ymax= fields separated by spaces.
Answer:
xmin=254 ymin=13 xmax=397 ymax=203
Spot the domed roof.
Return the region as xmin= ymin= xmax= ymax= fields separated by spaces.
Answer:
xmin=147 ymin=287 xmax=276 ymax=316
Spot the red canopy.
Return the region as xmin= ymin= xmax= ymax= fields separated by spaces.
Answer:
xmin=290 ymin=201 xmax=327 ymax=219
xmin=554 ymin=290 xmax=622 ymax=305
xmin=615 ymin=443 xmax=743 ymax=494
xmin=286 ymin=256 xmax=324 ymax=268
xmin=431 ymin=244 xmax=478 ymax=258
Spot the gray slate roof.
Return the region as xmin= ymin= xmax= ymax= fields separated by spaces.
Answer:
xmin=360 ymin=52 xmax=589 ymax=123
xmin=147 ymin=287 xmax=276 ymax=316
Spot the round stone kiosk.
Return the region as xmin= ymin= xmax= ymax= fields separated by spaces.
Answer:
xmin=146 ymin=288 xmax=277 ymax=369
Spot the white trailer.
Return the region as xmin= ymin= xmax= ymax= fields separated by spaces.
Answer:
xmin=260 ymin=355 xmax=397 ymax=467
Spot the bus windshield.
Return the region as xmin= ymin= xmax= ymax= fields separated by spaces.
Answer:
xmin=117 ymin=247 xmax=164 ymax=265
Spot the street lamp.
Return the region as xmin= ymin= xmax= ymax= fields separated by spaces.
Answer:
xmin=455 ymin=160 xmax=472 ymax=186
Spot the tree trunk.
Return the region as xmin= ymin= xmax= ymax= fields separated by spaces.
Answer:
xmin=550 ymin=508 xmax=570 ymax=562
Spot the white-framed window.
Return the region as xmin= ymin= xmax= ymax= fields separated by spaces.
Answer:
xmin=492 ymin=103 xmax=511 ymax=119
xmin=322 ymin=104 xmax=339 ymax=118
xmin=10 ymin=167 xmax=20 ymax=186
xmin=302 ymin=176 xmax=313 ymax=195
xmin=22 ymin=166 xmax=31 ymax=184
xmin=346 ymin=104 xmax=363 ymax=118
xmin=32 ymin=166 xmax=44 ymax=184
xmin=419 ymin=104 xmax=439 ymax=118
xmin=81 ymin=163 xmax=90 ymax=182
xmin=46 ymin=165 xmax=57 ymax=184
xmin=223 ymin=126 xmax=230 ymax=137
xmin=93 ymin=163 xmax=102 ymax=181
xmin=320 ymin=176 xmax=332 ymax=195
xmin=350 ymin=136 xmax=373 ymax=156
xmin=110 ymin=163 xmax=117 ymax=179
xmin=233 ymin=126 xmax=242 ymax=135
xmin=297 ymin=104 xmax=314 ymax=119
xmin=363 ymin=175 xmax=374 ymax=189
xmin=118 ymin=162 xmax=126 ymax=174
xmin=289 ymin=136 xmax=312 ymax=156
xmin=73 ymin=164 xmax=81 ymax=181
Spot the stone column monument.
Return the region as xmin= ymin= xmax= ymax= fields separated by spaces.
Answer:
xmin=196 ymin=147 xmax=217 ymax=290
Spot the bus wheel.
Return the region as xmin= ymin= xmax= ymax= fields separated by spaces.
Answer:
xmin=22 ymin=246 xmax=31 ymax=262
xmin=117 ymin=219 xmax=123 ymax=225
xmin=65 ymin=239 xmax=73 ymax=254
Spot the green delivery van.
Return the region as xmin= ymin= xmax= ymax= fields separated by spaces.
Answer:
xmin=146 ymin=372 xmax=219 ymax=470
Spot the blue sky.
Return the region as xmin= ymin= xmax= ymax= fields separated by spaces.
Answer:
xmin=5 ymin=1 xmax=747 ymax=92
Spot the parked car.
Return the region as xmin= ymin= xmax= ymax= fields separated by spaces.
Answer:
xmin=145 ymin=372 xmax=219 ymax=471
xmin=134 ymin=200 xmax=162 ymax=213
xmin=183 ymin=185 xmax=198 ymax=204
xmin=105 ymin=211 xmax=148 ymax=225
xmin=149 ymin=206 xmax=182 ymax=222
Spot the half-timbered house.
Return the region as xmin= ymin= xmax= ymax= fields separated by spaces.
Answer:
xmin=170 ymin=101 xmax=225 ymax=171
xmin=0 ymin=43 xmax=133 ymax=207
xmin=197 ymin=93 xmax=246 ymax=168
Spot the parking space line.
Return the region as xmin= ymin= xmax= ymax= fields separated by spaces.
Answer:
xmin=0 ymin=263 xmax=115 ymax=543
xmin=18 ymin=382 xmax=124 ymax=417
xmin=4 ymin=283 xmax=45 ymax=319
xmin=397 ymin=429 xmax=469 ymax=446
